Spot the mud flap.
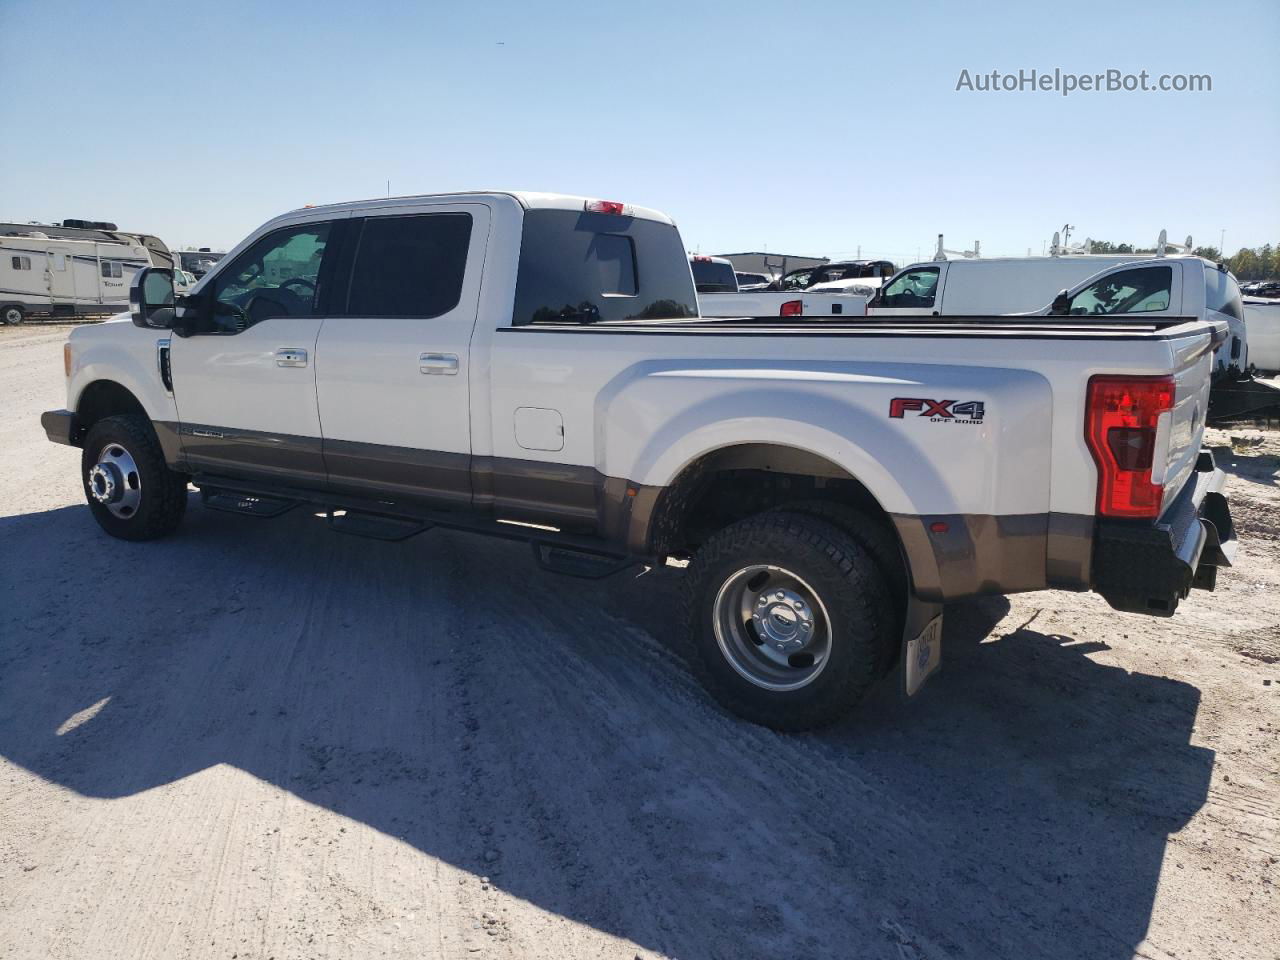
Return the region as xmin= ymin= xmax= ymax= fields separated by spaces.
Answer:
xmin=901 ymin=597 xmax=944 ymax=698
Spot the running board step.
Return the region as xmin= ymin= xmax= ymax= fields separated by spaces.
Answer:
xmin=202 ymin=490 xmax=298 ymax=518
xmin=327 ymin=510 xmax=432 ymax=542
xmin=531 ymin=542 xmax=636 ymax=579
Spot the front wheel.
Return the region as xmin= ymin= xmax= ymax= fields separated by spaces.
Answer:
xmin=683 ymin=511 xmax=897 ymax=731
xmin=81 ymin=415 xmax=188 ymax=541
xmin=2 ymin=305 xmax=23 ymax=325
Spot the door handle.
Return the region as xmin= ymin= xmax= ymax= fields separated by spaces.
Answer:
xmin=275 ymin=347 xmax=308 ymax=368
xmin=419 ymin=352 xmax=459 ymax=376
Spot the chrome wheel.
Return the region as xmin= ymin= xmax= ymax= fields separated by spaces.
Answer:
xmin=712 ymin=564 xmax=833 ymax=691
xmin=88 ymin=443 xmax=142 ymax=519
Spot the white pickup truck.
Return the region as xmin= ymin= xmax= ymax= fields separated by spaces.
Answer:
xmin=42 ymin=191 xmax=1237 ymax=731
xmin=692 ymin=255 xmax=867 ymax=318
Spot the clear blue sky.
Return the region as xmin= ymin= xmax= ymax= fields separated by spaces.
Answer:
xmin=2 ymin=0 xmax=1276 ymax=263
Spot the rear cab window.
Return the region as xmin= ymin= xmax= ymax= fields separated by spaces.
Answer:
xmin=513 ymin=210 xmax=697 ymax=325
xmin=689 ymin=258 xmax=738 ymax=293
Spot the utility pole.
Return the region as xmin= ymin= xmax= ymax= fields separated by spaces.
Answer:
xmin=1220 ymin=228 xmax=1225 ymax=256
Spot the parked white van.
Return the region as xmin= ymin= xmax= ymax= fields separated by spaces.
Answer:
xmin=869 ymin=255 xmax=1248 ymax=375
xmin=1 ymin=231 xmax=153 ymax=324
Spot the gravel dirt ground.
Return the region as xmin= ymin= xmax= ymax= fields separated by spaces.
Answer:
xmin=1 ymin=322 xmax=1277 ymax=960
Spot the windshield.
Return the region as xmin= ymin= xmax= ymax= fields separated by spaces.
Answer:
xmin=690 ymin=259 xmax=738 ymax=293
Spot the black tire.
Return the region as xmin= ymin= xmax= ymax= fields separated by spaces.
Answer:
xmin=683 ymin=511 xmax=896 ymax=731
xmin=2 ymin=305 xmax=23 ymax=325
xmin=81 ymin=414 xmax=187 ymax=541
xmin=769 ymin=500 xmax=908 ymax=667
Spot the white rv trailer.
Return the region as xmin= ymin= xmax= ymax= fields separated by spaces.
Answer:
xmin=0 ymin=231 xmax=153 ymax=324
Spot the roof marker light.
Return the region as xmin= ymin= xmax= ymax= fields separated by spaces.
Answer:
xmin=584 ymin=199 xmax=626 ymax=215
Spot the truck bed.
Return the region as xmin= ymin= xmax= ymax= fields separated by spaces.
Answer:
xmin=515 ymin=314 xmax=1209 ymax=340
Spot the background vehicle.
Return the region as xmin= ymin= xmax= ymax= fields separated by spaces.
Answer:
xmin=871 ymin=255 xmax=1248 ymax=370
xmin=43 ymin=191 xmax=1236 ymax=731
xmin=178 ymin=249 xmax=226 ymax=278
xmin=689 ymin=254 xmax=738 ymax=292
xmin=771 ymin=260 xmax=896 ymax=292
xmin=735 ymin=271 xmax=771 ymax=291
xmin=1 ymin=230 xmax=153 ymax=323
xmin=174 ymin=269 xmax=199 ymax=295
xmin=1244 ymin=296 xmax=1280 ymax=372
xmin=693 ymin=255 xmax=867 ymax=317
xmin=0 ymin=219 xmax=176 ymax=270
xmin=1242 ymin=280 xmax=1280 ymax=297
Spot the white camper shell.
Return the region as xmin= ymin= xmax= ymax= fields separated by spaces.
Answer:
xmin=0 ymin=232 xmax=153 ymax=324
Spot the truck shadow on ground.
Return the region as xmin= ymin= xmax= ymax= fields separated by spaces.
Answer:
xmin=0 ymin=499 xmax=1214 ymax=959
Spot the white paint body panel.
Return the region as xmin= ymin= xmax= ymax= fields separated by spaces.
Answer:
xmin=1244 ymin=298 xmax=1280 ymax=372
xmin=485 ymin=325 xmax=1212 ymax=519
xmin=65 ymin=313 xmax=179 ymax=424
xmin=167 ymin=316 xmax=324 ymax=438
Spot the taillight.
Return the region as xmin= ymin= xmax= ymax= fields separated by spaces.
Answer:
xmin=1084 ymin=375 xmax=1175 ymax=519
xmin=584 ymin=199 xmax=626 ymax=215
xmin=780 ymin=300 xmax=803 ymax=317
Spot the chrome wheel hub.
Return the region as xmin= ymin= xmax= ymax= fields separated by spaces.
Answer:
xmin=89 ymin=444 xmax=142 ymax=519
xmin=713 ymin=564 xmax=832 ymax=691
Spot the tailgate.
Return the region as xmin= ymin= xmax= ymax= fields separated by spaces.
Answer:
xmin=1155 ymin=332 xmax=1216 ymax=515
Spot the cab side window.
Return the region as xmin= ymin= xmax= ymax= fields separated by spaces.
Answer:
xmin=212 ymin=222 xmax=331 ymax=329
xmin=1068 ymin=266 xmax=1171 ymax=315
xmin=344 ymin=214 xmax=473 ymax=318
xmin=878 ymin=267 xmax=939 ymax=307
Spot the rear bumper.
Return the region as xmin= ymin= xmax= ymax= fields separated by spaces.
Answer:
xmin=1092 ymin=450 xmax=1236 ymax=616
xmin=41 ymin=409 xmax=80 ymax=447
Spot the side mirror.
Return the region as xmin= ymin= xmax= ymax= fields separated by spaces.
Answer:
xmin=1049 ymin=289 xmax=1071 ymax=315
xmin=130 ymin=267 xmax=176 ymax=328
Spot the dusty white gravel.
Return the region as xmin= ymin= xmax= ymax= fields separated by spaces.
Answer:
xmin=0 ymin=322 xmax=1276 ymax=960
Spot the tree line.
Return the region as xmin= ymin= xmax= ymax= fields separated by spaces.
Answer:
xmin=1088 ymin=239 xmax=1279 ymax=282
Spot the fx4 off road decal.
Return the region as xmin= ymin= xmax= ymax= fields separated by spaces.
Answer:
xmin=889 ymin=397 xmax=986 ymax=423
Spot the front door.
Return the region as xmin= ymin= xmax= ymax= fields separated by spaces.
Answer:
xmin=869 ymin=264 xmax=946 ymax=317
xmin=314 ymin=204 xmax=489 ymax=507
xmin=168 ymin=217 xmax=340 ymax=485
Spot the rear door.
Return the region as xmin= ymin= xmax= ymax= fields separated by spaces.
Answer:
xmin=313 ymin=204 xmax=489 ymax=507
